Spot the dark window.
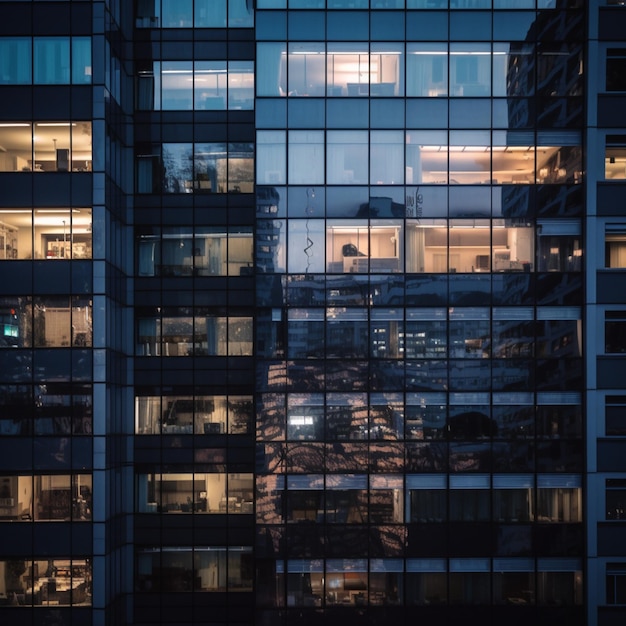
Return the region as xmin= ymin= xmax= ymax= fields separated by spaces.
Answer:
xmin=607 ymin=49 xmax=626 ymax=91
xmin=607 ymin=564 xmax=626 ymax=605
xmin=607 ymin=479 xmax=626 ymax=520
xmin=606 ymin=396 xmax=626 ymax=436
xmin=606 ymin=311 xmax=626 ymax=353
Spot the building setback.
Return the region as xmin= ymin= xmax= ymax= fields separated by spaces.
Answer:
xmin=0 ymin=1 xmax=625 ymax=625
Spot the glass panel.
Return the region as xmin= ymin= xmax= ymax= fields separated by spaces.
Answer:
xmin=406 ymin=131 xmax=448 ymax=185
xmin=288 ymin=43 xmax=325 ymax=97
xmin=606 ymin=145 xmax=626 ymax=180
xmin=0 ymin=38 xmax=31 ymax=84
xmin=228 ymin=60 xmax=254 ymax=109
xmin=194 ymin=62 xmax=227 ymax=110
xmin=327 ymin=131 xmax=368 ymax=184
xmin=161 ymin=61 xmax=193 ymax=110
xmin=161 ymin=0 xmax=193 ymax=27
xmin=71 ymin=37 xmax=92 ymax=84
xmin=34 ymin=37 xmax=70 ymax=84
xmin=406 ymin=43 xmax=447 ymax=97
xmin=195 ymin=0 xmax=227 ymax=27
xmin=257 ymin=131 xmax=286 ymax=185
xmin=450 ymin=43 xmax=491 ymax=97
xmin=228 ymin=142 xmax=254 ymax=193
xmin=0 ymin=124 xmax=32 ymax=172
xmin=193 ymin=143 xmax=226 ymax=193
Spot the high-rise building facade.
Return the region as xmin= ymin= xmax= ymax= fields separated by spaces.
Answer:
xmin=0 ymin=1 xmax=625 ymax=625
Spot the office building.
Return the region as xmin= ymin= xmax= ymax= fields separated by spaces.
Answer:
xmin=0 ymin=1 xmax=624 ymax=625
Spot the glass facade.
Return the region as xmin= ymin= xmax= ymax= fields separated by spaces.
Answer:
xmin=1 ymin=0 xmax=626 ymax=625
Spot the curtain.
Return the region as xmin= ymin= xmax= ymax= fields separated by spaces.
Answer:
xmin=406 ymin=226 xmax=426 ymax=273
xmin=34 ymin=38 xmax=70 ymax=84
xmin=256 ymin=43 xmax=285 ymax=96
xmin=609 ymin=242 xmax=626 ymax=268
xmin=71 ymin=37 xmax=92 ymax=85
xmin=257 ymin=132 xmax=286 ymax=184
xmin=0 ymin=38 xmax=31 ymax=84
xmin=194 ymin=0 xmax=226 ymax=27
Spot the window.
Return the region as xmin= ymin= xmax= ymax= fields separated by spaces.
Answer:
xmin=536 ymin=220 xmax=582 ymax=272
xmin=136 ymin=227 xmax=252 ymax=277
xmin=135 ymin=0 xmax=253 ymax=28
xmin=607 ymin=564 xmax=626 ymax=605
xmin=536 ymin=476 xmax=582 ymax=522
xmin=0 ymin=474 xmax=91 ymax=521
xmin=607 ymin=49 xmax=626 ymax=91
xmin=408 ymin=475 xmax=446 ymax=523
xmin=135 ymin=394 xmax=252 ymax=435
xmin=136 ymin=312 xmax=253 ymax=357
xmin=449 ymin=475 xmax=490 ymax=522
xmin=606 ymin=311 xmax=626 ymax=354
xmin=0 ymin=558 xmax=92 ymax=606
xmin=33 ymin=297 xmax=92 ymax=348
xmin=606 ymin=136 xmax=626 ymax=180
xmin=139 ymin=61 xmax=254 ymax=111
xmin=136 ymin=547 xmax=253 ymax=592
xmin=606 ymin=479 xmax=626 ymax=520
xmin=0 ymin=37 xmax=91 ymax=85
xmin=136 ymin=472 xmax=253 ymax=514
xmin=0 ymin=122 xmax=92 ymax=173
xmin=606 ymin=225 xmax=626 ymax=268
xmin=537 ymin=562 xmax=583 ymax=605
xmin=140 ymin=143 xmax=254 ymax=194
xmin=606 ymin=396 xmax=626 ymax=436
xmin=34 ymin=383 xmax=93 ymax=435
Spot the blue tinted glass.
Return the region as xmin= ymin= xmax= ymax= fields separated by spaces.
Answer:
xmin=257 ymin=42 xmax=286 ymax=97
xmin=256 ymin=99 xmax=287 ymax=127
xmin=194 ymin=0 xmax=226 ymax=27
xmin=495 ymin=0 xmax=534 ymax=7
xmin=371 ymin=12 xmax=405 ymax=40
xmin=450 ymin=0 xmax=490 ymax=7
xmin=0 ymin=38 xmax=31 ymax=84
xmin=34 ymin=38 xmax=70 ymax=84
xmin=327 ymin=13 xmax=369 ymax=40
xmin=288 ymin=12 xmax=325 ymax=39
xmin=450 ymin=12 xmax=491 ymax=41
xmin=407 ymin=0 xmax=446 ymax=7
xmin=326 ymin=186 xmax=369 ymax=217
xmin=370 ymin=100 xmax=405 ymax=128
xmin=326 ymin=100 xmax=369 ymax=128
xmin=449 ymin=99 xmax=491 ymax=128
xmin=229 ymin=0 xmax=254 ymax=27
xmin=493 ymin=12 xmax=538 ymax=42
xmin=328 ymin=0 xmax=368 ymax=7
xmin=405 ymin=12 xmax=448 ymax=41
xmin=256 ymin=11 xmax=287 ymax=39
xmin=71 ymin=37 xmax=92 ymax=84
xmin=289 ymin=0 xmax=324 ymax=6
xmin=288 ymin=100 xmax=325 ymax=128
xmin=406 ymin=100 xmax=448 ymax=129
xmin=161 ymin=0 xmax=192 ymax=27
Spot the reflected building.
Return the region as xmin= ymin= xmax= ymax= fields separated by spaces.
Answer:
xmin=0 ymin=1 xmax=624 ymax=625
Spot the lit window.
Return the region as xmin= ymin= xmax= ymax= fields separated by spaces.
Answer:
xmin=606 ymin=225 xmax=626 ymax=268
xmin=606 ymin=136 xmax=626 ymax=179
